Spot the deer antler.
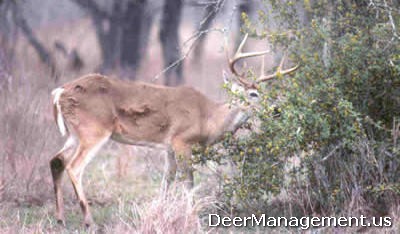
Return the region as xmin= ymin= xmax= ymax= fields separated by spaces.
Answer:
xmin=256 ymin=52 xmax=299 ymax=83
xmin=226 ymin=33 xmax=299 ymax=88
xmin=226 ymin=33 xmax=270 ymax=88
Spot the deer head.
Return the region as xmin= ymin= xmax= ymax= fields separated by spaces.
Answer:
xmin=223 ymin=33 xmax=299 ymax=107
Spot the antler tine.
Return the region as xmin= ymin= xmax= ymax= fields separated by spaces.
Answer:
xmin=235 ymin=33 xmax=249 ymax=59
xmin=256 ymin=52 xmax=299 ymax=83
xmin=228 ymin=33 xmax=270 ymax=88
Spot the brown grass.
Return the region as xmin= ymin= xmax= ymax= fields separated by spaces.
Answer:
xmin=100 ymin=184 xmax=217 ymax=234
xmin=0 ymin=67 xmax=58 ymax=204
xmin=135 ymin=185 xmax=215 ymax=234
xmin=0 ymin=17 xmax=231 ymax=232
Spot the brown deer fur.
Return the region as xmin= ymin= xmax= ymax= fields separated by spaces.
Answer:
xmin=50 ymin=73 xmax=249 ymax=226
xmin=49 ymin=33 xmax=297 ymax=226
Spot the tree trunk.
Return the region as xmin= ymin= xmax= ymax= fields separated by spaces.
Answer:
xmin=0 ymin=0 xmax=17 ymax=71
xmin=120 ymin=0 xmax=147 ymax=73
xmin=73 ymin=0 xmax=153 ymax=77
xmin=91 ymin=1 xmax=122 ymax=71
xmin=10 ymin=1 xmax=57 ymax=77
xmin=159 ymin=0 xmax=183 ymax=86
xmin=139 ymin=5 xmax=154 ymax=62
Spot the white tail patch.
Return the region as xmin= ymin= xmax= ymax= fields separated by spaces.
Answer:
xmin=52 ymin=87 xmax=67 ymax=136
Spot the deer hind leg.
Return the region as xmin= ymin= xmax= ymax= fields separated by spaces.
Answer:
xmin=65 ymin=132 xmax=110 ymax=227
xmin=172 ymin=139 xmax=194 ymax=189
xmin=50 ymin=136 xmax=77 ymax=225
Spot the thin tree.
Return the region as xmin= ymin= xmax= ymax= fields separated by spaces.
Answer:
xmin=159 ymin=0 xmax=183 ymax=86
xmin=0 ymin=0 xmax=57 ymax=77
xmin=0 ymin=0 xmax=17 ymax=71
xmin=72 ymin=0 xmax=152 ymax=77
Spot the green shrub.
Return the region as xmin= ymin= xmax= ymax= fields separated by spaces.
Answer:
xmin=195 ymin=0 xmax=400 ymax=217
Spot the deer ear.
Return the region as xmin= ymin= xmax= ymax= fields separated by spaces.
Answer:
xmin=222 ymin=70 xmax=230 ymax=84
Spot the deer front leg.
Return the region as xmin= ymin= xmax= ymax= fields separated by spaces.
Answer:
xmin=172 ymin=139 xmax=194 ymax=189
xmin=163 ymin=147 xmax=177 ymax=190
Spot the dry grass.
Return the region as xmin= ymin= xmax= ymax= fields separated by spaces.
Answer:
xmin=135 ymin=185 xmax=214 ymax=233
xmin=0 ymin=18 xmax=229 ymax=233
xmin=100 ymin=184 xmax=217 ymax=234
xmin=0 ymin=67 xmax=58 ymax=205
xmin=0 ymin=184 xmax=217 ymax=234
xmin=2 ymin=15 xmax=398 ymax=233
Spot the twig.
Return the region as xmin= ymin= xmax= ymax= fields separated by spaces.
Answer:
xmin=152 ymin=28 xmax=225 ymax=82
xmin=152 ymin=0 xmax=239 ymax=82
xmin=11 ymin=1 xmax=58 ymax=78
xmin=383 ymin=0 xmax=400 ymax=40
xmin=321 ymin=142 xmax=344 ymax=162
xmin=369 ymin=0 xmax=400 ymax=41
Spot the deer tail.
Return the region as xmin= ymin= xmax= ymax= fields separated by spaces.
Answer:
xmin=51 ymin=87 xmax=67 ymax=136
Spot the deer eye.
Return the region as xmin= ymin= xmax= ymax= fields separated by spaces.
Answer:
xmin=249 ymin=91 xmax=259 ymax=98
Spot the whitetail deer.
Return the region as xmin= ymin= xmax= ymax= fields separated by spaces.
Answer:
xmin=49 ymin=34 xmax=298 ymax=226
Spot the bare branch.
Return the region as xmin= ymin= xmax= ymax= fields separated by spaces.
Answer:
xmin=383 ymin=0 xmax=400 ymax=40
xmin=369 ymin=0 xmax=400 ymax=41
xmin=11 ymin=1 xmax=58 ymax=77
xmin=71 ymin=0 xmax=110 ymax=19
xmin=193 ymin=0 xmax=225 ymax=60
xmin=152 ymin=28 xmax=225 ymax=82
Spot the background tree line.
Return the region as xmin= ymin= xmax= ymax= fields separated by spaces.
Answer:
xmin=0 ymin=0 xmax=255 ymax=86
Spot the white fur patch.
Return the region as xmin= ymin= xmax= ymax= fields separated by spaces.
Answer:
xmin=52 ymin=88 xmax=67 ymax=136
xmin=56 ymin=136 xmax=77 ymax=155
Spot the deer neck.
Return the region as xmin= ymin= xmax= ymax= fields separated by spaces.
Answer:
xmin=206 ymin=103 xmax=250 ymax=144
